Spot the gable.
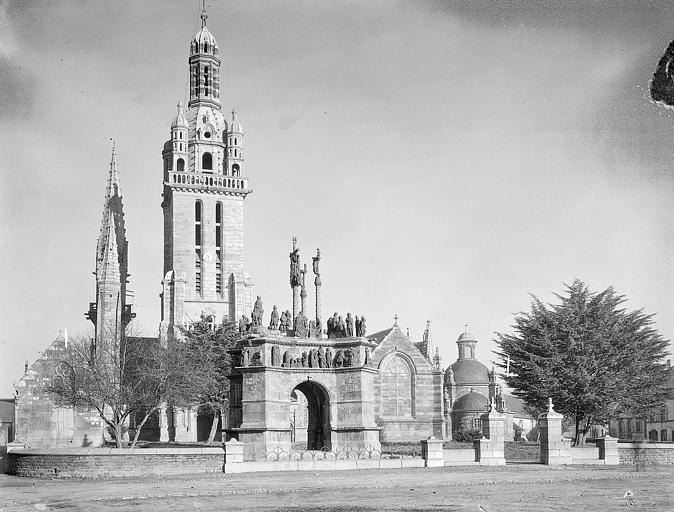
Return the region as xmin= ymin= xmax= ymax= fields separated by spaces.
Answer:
xmin=371 ymin=326 xmax=434 ymax=372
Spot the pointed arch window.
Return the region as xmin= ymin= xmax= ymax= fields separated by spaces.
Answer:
xmin=202 ymin=152 xmax=213 ymax=171
xmin=381 ymin=355 xmax=413 ymax=417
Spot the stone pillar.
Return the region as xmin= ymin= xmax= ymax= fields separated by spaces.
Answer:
xmin=421 ymin=436 xmax=444 ymax=467
xmin=596 ymin=435 xmax=619 ymax=465
xmin=224 ymin=439 xmax=244 ymax=463
xmin=474 ymin=399 xmax=506 ymax=466
xmin=159 ymin=404 xmax=170 ymax=443
xmin=313 ymin=249 xmax=322 ymax=338
xmin=539 ymin=398 xmax=572 ymax=465
xmin=292 ymin=286 xmax=300 ymax=326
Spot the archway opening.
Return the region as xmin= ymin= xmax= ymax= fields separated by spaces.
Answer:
xmin=290 ymin=380 xmax=331 ymax=451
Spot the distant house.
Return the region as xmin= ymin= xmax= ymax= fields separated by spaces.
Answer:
xmin=0 ymin=398 xmax=15 ymax=445
xmin=609 ymin=360 xmax=673 ymax=442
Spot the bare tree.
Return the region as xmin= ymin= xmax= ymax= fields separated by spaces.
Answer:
xmin=49 ymin=326 xmax=204 ymax=449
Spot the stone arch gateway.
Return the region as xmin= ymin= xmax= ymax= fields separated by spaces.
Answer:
xmin=226 ymin=332 xmax=381 ymax=456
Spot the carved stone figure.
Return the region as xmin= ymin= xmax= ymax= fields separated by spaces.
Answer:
xmin=241 ymin=348 xmax=250 ymax=367
xmin=326 ymin=313 xmax=335 ymax=337
xmin=333 ymin=350 xmax=344 ymax=368
xmin=289 ymin=237 xmax=301 ymax=287
xmin=325 ymin=348 xmax=333 ymax=368
xmin=318 ymin=346 xmax=326 ymax=368
xmin=239 ymin=315 xmax=250 ymax=335
xmin=360 ymin=316 xmax=367 ymax=337
xmin=346 ymin=313 xmax=354 ymax=337
xmin=282 ymin=350 xmax=291 ymax=367
xmin=251 ymin=351 xmax=261 ymax=366
xmin=364 ymin=347 xmax=371 ymax=366
xmin=279 ymin=310 xmax=288 ymax=332
xmin=337 ymin=316 xmax=347 ymax=338
xmin=301 ymin=351 xmax=308 ymax=367
xmin=355 ymin=316 xmax=361 ymax=337
xmin=309 ymin=349 xmax=319 ymax=368
xmin=295 ymin=312 xmax=309 ymax=338
xmin=269 ymin=305 xmax=280 ymax=330
xmin=251 ymin=296 xmax=264 ymax=327
xmin=285 ymin=310 xmax=293 ymax=331
xmin=343 ymin=349 xmax=353 ymax=367
xmin=314 ymin=319 xmax=322 ymax=338
xmin=271 ymin=345 xmax=281 ymax=366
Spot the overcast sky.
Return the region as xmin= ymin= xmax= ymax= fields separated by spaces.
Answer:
xmin=1 ymin=1 xmax=673 ymax=396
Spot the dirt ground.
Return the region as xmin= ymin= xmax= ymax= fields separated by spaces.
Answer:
xmin=1 ymin=464 xmax=672 ymax=511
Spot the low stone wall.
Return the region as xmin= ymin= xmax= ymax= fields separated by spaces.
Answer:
xmin=442 ymin=448 xmax=476 ymax=465
xmin=224 ymin=457 xmax=425 ymax=473
xmin=8 ymin=447 xmax=225 ymax=478
xmin=618 ymin=443 xmax=674 ymax=465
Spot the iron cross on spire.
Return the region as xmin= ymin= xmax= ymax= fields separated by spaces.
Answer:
xmin=200 ymin=0 xmax=208 ymax=27
xmin=393 ymin=314 xmax=399 ymax=326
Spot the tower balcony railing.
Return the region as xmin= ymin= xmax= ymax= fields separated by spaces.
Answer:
xmin=167 ymin=171 xmax=250 ymax=193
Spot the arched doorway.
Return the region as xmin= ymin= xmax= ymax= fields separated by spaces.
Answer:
xmin=290 ymin=380 xmax=331 ymax=450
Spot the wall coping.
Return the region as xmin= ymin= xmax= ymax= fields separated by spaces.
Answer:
xmin=617 ymin=443 xmax=674 ymax=449
xmin=10 ymin=447 xmax=225 ymax=456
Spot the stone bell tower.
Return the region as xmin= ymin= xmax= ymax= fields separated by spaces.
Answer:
xmin=160 ymin=5 xmax=254 ymax=340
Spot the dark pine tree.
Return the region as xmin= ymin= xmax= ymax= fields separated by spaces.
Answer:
xmin=495 ymin=280 xmax=669 ymax=445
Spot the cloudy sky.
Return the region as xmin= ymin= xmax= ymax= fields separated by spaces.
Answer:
xmin=1 ymin=0 xmax=673 ymax=396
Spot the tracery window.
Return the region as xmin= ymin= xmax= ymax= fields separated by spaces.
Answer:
xmin=381 ymin=355 xmax=412 ymax=416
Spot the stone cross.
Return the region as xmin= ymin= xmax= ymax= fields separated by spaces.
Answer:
xmin=393 ymin=314 xmax=399 ymax=326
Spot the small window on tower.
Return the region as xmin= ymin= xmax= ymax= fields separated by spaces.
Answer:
xmin=202 ymin=152 xmax=213 ymax=170
xmin=232 ymin=164 xmax=240 ymax=176
xmin=204 ymin=132 xmax=211 ymax=139
xmin=177 ymin=158 xmax=185 ymax=172
xmin=204 ymin=41 xmax=209 ymax=53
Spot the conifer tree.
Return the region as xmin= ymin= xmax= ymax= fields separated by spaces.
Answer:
xmin=181 ymin=319 xmax=239 ymax=444
xmin=495 ymin=280 xmax=669 ymax=445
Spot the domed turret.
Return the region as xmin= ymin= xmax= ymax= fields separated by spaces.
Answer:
xmin=188 ymin=4 xmax=221 ymax=108
xmin=171 ymin=101 xmax=188 ymax=128
xmin=191 ymin=9 xmax=218 ymax=56
xmin=230 ymin=109 xmax=243 ymax=133
xmin=452 ymin=390 xmax=489 ymax=412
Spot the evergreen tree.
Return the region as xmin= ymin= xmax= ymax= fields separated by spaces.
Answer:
xmin=495 ymin=280 xmax=669 ymax=445
xmin=181 ymin=319 xmax=239 ymax=444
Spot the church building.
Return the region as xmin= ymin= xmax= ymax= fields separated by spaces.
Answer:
xmin=12 ymin=7 xmax=526 ymax=451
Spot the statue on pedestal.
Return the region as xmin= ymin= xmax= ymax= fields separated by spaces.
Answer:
xmin=294 ymin=312 xmax=310 ymax=338
xmin=346 ymin=313 xmax=354 ymax=337
xmin=251 ymin=296 xmax=264 ymax=327
xmin=239 ymin=315 xmax=250 ymax=335
xmin=269 ymin=305 xmax=279 ymax=330
xmin=325 ymin=348 xmax=333 ymax=368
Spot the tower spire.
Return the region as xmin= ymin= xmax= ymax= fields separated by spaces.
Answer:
xmin=106 ymin=140 xmax=120 ymax=199
xmin=200 ymin=0 xmax=208 ymax=27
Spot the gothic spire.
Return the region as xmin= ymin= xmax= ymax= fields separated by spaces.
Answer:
xmin=106 ymin=141 xmax=121 ymax=199
xmin=100 ymin=211 xmax=120 ymax=282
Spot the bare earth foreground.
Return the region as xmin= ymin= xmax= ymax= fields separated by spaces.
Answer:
xmin=1 ymin=465 xmax=672 ymax=511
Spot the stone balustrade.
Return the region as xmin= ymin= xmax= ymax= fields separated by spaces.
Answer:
xmin=167 ymin=171 xmax=250 ymax=193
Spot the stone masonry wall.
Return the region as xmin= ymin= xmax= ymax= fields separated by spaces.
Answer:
xmin=618 ymin=443 xmax=674 ymax=465
xmin=8 ymin=448 xmax=224 ymax=478
xmin=371 ymin=327 xmax=444 ymax=442
xmin=15 ymin=336 xmax=105 ymax=449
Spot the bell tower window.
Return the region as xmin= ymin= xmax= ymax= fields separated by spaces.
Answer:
xmin=215 ymin=202 xmax=222 ymax=296
xmin=202 ymin=152 xmax=213 ymax=171
xmin=195 ymin=201 xmax=202 ymax=296
xmin=177 ymin=158 xmax=185 ymax=172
